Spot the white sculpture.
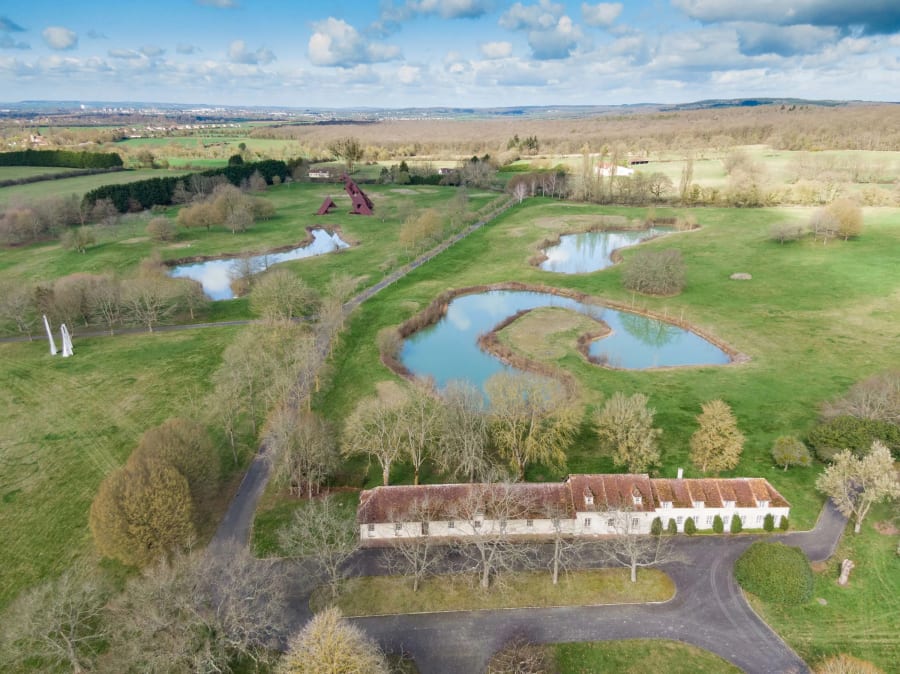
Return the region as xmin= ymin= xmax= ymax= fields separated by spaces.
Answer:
xmin=43 ymin=315 xmax=58 ymax=355
xmin=61 ymin=324 xmax=74 ymax=358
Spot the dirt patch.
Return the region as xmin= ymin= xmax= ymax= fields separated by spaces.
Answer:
xmin=119 ymin=236 xmax=149 ymax=244
xmin=390 ymin=188 xmax=419 ymax=195
xmin=874 ymin=520 xmax=899 ymax=536
xmin=166 ymin=242 xmax=193 ymax=249
xmin=811 ymin=561 xmax=829 ymax=574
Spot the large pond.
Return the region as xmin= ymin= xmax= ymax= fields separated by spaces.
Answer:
xmin=539 ymin=228 xmax=670 ymax=273
xmin=168 ymin=229 xmax=349 ymax=300
xmin=400 ymin=290 xmax=730 ymax=391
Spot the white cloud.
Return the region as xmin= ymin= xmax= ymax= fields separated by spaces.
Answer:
xmin=228 ymin=40 xmax=275 ymax=65
xmin=581 ymin=3 xmax=622 ymax=28
xmin=108 ymin=49 xmax=142 ymax=60
xmin=176 ymin=43 xmax=198 ymax=55
xmin=480 ymin=41 xmax=513 ymax=58
xmin=196 ymin=0 xmax=238 ymax=7
xmin=42 ymin=26 xmax=78 ymax=51
xmin=735 ymin=22 xmax=837 ymax=56
xmin=140 ymin=45 xmax=165 ymax=59
xmin=397 ymin=64 xmax=421 ymax=84
xmin=308 ymin=17 xmax=400 ymax=67
xmin=500 ymin=0 xmax=564 ymax=30
xmin=410 ymin=0 xmax=494 ymax=19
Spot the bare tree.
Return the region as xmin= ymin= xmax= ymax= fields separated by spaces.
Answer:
xmin=397 ymin=379 xmax=442 ymax=485
xmin=342 ymin=395 xmax=406 ymax=486
xmin=384 ymin=500 xmax=447 ymax=592
xmin=486 ymin=371 xmax=579 ymax=480
xmin=0 ymin=281 xmax=37 ymax=338
xmin=120 ymin=275 xmax=179 ymax=332
xmin=106 ymin=547 xmax=287 ymax=673
xmin=267 ymin=407 xmax=338 ymax=499
xmin=822 ymin=371 xmax=900 ymax=425
xmin=0 ymin=562 xmax=109 ymax=674
xmin=250 ymin=268 xmax=318 ymax=322
xmin=600 ymin=509 xmax=678 ymax=583
xmin=594 ymin=392 xmax=663 ymax=473
xmin=278 ymin=495 xmax=359 ymax=599
xmin=279 ymin=607 xmax=389 ymax=674
xmin=436 ymin=380 xmax=492 ymax=482
xmin=816 ymin=441 xmax=900 ymax=534
xmin=87 ymin=274 xmax=122 ymax=334
xmin=452 ymin=482 xmax=537 ymax=590
xmin=546 ymin=505 xmax=584 ymax=586
xmin=327 ymin=137 xmax=365 ymax=172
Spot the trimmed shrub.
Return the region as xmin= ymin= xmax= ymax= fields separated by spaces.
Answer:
xmin=730 ymin=515 xmax=743 ymax=534
xmin=771 ymin=435 xmax=812 ymax=470
xmin=734 ymin=541 xmax=814 ymax=604
xmin=764 ymin=513 xmax=775 ymax=532
xmin=666 ymin=519 xmax=678 ymax=535
xmin=779 ymin=516 xmax=790 ymax=531
xmin=713 ymin=515 xmax=724 ymax=533
xmin=0 ymin=149 xmax=123 ymax=169
xmin=650 ymin=517 xmax=663 ymax=536
xmin=684 ymin=517 xmax=696 ymax=535
xmin=808 ymin=415 xmax=900 ymax=461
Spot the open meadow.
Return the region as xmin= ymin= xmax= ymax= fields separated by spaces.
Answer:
xmin=0 ymin=167 xmax=194 ymax=205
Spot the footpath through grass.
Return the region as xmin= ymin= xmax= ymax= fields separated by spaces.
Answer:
xmin=748 ymin=503 xmax=900 ymax=671
xmin=313 ymin=568 xmax=673 ymax=616
xmin=553 ymin=639 xmax=742 ymax=673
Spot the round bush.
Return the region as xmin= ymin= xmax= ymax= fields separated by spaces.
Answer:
xmin=684 ymin=517 xmax=697 ymax=535
xmin=734 ymin=542 xmax=813 ymax=604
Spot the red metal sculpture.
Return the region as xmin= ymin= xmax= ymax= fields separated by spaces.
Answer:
xmin=316 ymin=197 xmax=337 ymax=215
xmin=342 ymin=173 xmax=374 ymax=215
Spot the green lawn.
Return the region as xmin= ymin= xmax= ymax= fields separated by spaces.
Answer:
xmin=554 ymin=639 xmax=742 ymax=673
xmin=0 ymin=166 xmax=87 ymax=181
xmin=748 ymin=502 xmax=900 ymax=671
xmin=0 ymin=167 xmax=194 ymax=204
xmin=314 ymin=202 xmax=900 ymax=528
xmin=315 ymin=568 xmax=674 ymax=616
xmin=0 ymin=327 xmax=237 ymax=608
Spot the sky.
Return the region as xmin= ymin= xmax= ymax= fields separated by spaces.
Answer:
xmin=1 ymin=0 xmax=899 ymax=108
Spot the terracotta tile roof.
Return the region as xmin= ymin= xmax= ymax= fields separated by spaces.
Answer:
xmin=357 ymin=475 xmax=790 ymax=525
xmin=357 ymin=482 xmax=572 ymax=524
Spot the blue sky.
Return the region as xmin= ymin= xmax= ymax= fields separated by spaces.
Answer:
xmin=2 ymin=1 xmax=899 ymax=107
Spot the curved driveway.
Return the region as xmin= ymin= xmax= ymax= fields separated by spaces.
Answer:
xmin=346 ymin=501 xmax=844 ymax=674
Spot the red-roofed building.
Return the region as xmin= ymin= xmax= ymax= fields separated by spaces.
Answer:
xmin=357 ymin=473 xmax=790 ymax=541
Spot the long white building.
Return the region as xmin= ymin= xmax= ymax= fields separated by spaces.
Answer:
xmin=357 ymin=473 xmax=790 ymax=542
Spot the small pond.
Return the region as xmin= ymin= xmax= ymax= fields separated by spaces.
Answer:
xmin=539 ymin=228 xmax=670 ymax=273
xmin=400 ymin=290 xmax=730 ymax=391
xmin=168 ymin=229 xmax=349 ymax=300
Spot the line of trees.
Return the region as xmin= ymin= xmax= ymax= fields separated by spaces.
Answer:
xmin=82 ymin=159 xmax=288 ymax=213
xmin=0 ymin=263 xmax=208 ymax=338
xmin=0 ymin=149 xmax=123 ymax=169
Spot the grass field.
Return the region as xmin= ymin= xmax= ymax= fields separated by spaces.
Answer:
xmin=314 ymin=568 xmax=674 ymax=616
xmin=312 ymin=202 xmax=900 ymax=529
xmin=553 ymin=639 xmax=742 ymax=673
xmin=748 ymin=502 xmax=900 ymax=671
xmin=0 ymin=166 xmax=87 ymax=181
xmin=0 ymin=182 xmax=500 ymax=309
xmin=0 ymin=327 xmax=238 ymax=608
xmin=0 ymin=167 xmax=193 ymax=204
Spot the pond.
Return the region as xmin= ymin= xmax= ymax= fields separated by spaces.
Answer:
xmin=400 ymin=290 xmax=730 ymax=391
xmin=168 ymin=229 xmax=349 ymax=300
xmin=539 ymin=228 xmax=670 ymax=273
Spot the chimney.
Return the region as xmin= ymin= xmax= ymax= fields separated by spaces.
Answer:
xmin=677 ymin=467 xmax=684 ymax=480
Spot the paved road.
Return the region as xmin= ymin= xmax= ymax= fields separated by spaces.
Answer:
xmin=337 ymin=501 xmax=846 ymax=673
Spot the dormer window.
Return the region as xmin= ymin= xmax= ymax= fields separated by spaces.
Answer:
xmin=724 ymin=500 xmax=735 ymax=508
xmin=661 ymin=501 xmax=672 ymax=509
xmin=759 ymin=500 xmax=769 ymax=508
xmin=632 ymin=493 xmax=642 ymax=506
xmin=585 ymin=491 xmax=594 ymax=506
xmin=692 ymin=501 xmax=704 ymax=509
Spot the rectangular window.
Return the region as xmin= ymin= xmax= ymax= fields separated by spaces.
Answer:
xmin=705 ymin=516 xmax=713 ymax=526
xmin=724 ymin=500 xmax=735 ymax=508
xmin=607 ymin=518 xmax=615 ymax=528
xmin=584 ymin=518 xmax=591 ymax=527
xmin=421 ymin=521 xmax=429 ymax=535
xmin=677 ymin=516 xmax=684 ymax=526
xmin=526 ymin=519 xmax=533 ymax=527
xmin=662 ymin=501 xmax=672 ymax=509
xmin=500 ymin=519 xmax=507 ymax=532
xmin=631 ymin=517 xmax=639 ymax=528
xmin=756 ymin=515 xmax=763 ymax=525
xmin=367 ymin=523 xmax=375 ymax=534
xmin=394 ymin=522 xmax=402 ymax=534
xmin=448 ymin=520 xmax=455 ymax=529
xmin=473 ymin=520 xmax=482 ymax=528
